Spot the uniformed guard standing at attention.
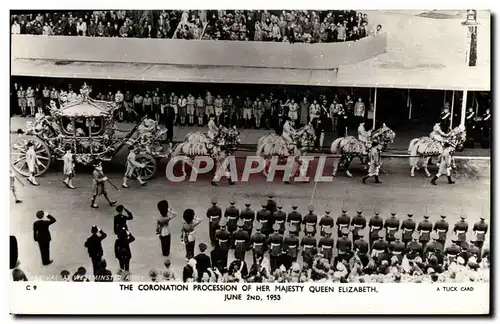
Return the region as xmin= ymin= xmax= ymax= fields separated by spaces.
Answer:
xmin=453 ymin=215 xmax=469 ymax=245
xmin=251 ymin=223 xmax=266 ymax=264
xmin=214 ymin=218 xmax=231 ymax=270
xmin=318 ymin=208 xmax=334 ymax=237
xmin=444 ymin=234 xmax=461 ymax=264
xmin=268 ymin=224 xmax=284 ymax=274
xmin=472 ymin=216 xmax=488 ymax=253
xmin=336 ymin=207 xmax=351 ymax=238
xmin=384 ymin=212 xmax=400 ymax=244
xmin=257 ymin=201 xmax=272 ymax=237
xmin=401 ymin=213 xmax=416 ymax=248
xmin=467 ymin=238 xmax=481 ymax=260
xmin=303 ymin=204 xmax=318 ymax=236
xmin=318 ymin=227 xmax=334 ymax=262
xmin=389 ymin=232 xmax=405 ymax=262
xmin=206 ymin=198 xmax=222 ymax=247
xmin=301 ymin=224 xmax=317 ymax=268
xmin=417 ymin=215 xmax=433 ymax=250
xmin=233 ymin=219 xmax=250 ymax=262
xmin=273 ymin=205 xmax=287 ymax=235
xmin=240 ymin=202 xmax=255 ymax=239
xmin=406 ymin=232 xmax=423 ymax=260
xmin=351 ymin=208 xmax=367 ymax=244
xmin=371 ymin=230 xmax=388 ymax=258
xmin=266 ymin=192 xmax=278 ymax=216
xmin=224 ymin=198 xmax=240 ymax=248
xmin=353 ymin=231 xmax=369 ymax=267
xmin=424 ymin=232 xmax=443 ymax=261
xmin=433 ymin=215 xmax=449 ymax=246
xmin=336 ymin=227 xmax=352 ymax=263
xmin=287 ymin=205 xmax=302 ymax=235
xmin=368 ymin=209 xmax=384 ymax=250
xmin=283 ymin=224 xmax=300 ymax=267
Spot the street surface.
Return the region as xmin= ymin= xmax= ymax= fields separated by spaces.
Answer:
xmin=10 ymin=153 xmax=490 ymax=281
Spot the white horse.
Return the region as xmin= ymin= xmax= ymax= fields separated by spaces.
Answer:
xmin=408 ymin=125 xmax=466 ymax=177
xmin=256 ymin=124 xmax=316 ymax=181
xmin=330 ymin=124 xmax=396 ymax=177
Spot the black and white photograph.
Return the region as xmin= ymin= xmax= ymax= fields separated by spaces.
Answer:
xmin=8 ymin=4 xmax=491 ymax=315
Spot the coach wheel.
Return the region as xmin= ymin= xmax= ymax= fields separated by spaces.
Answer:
xmin=134 ymin=154 xmax=157 ymax=180
xmin=11 ymin=136 xmax=52 ymax=177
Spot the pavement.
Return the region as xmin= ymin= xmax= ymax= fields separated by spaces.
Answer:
xmin=10 ymin=154 xmax=491 ymax=281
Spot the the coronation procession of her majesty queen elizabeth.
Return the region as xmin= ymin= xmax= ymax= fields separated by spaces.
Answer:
xmin=8 ymin=5 xmax=492 ymax=316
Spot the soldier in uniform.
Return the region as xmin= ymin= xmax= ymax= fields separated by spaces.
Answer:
xmin=406 ymin=232 xmax=423 ymax=260
xmin=283 ymin=224 xmax=300 ymax=268
xmin=122 ymin=146 xmax=147 ymax=188
xmin=257 ymin=201 xmax=272 ymax=237
xmin=91 ymin=160 xmax=117 ymax=209
xmin=303 ymin=204 xmax=318 ymax=236
xmin=336 ymin=227 xmax=352 ymax=263
xmin=453 ymin=215 xmax=469 ymax=245
xmin=400 ymin=213 xmax=416 ymax=247
xmin=267 ymin=224 xmax=284 ymax=274
xmin=351 ymin=208 xmax=366 ymax=244
xmin=472 ymin=216 xmax=488 ymax=252
xmin=240 ymin=202 xmax=255 ymax=239
xmin=433 ymin=215 xmax=449 ymax=246
xmin=25 ymin=141 xmax=41 ymax=186
xmin=424 ymin=232 xmax=444 ymax=262
xmin=417 ymin=214 xmax=433 ymax=250
xmin=62 ymin=145 xmax=76 ymax=189
xmin=336 ymin=207 xmax=350 ymax=238
xmin=266 ymin=192 xmax=278 ymax=215
xmin=362 ymin=141 xmax=383 ymax=184
xmin=371 ymin=230 xmax=388 ymax=258
xmin=444 ymin=234 xmax=461 ymax=264
xmin=430 ymin=143 xmax=455 ymax=185
xmin=206 ymin=198 xmax=222 ymax=247
xmin=318 ymin=208 xmax=334 ymax=237
xmin=214 ymin=218 xmax=231 ymax=270
xmin=233 ymin=219 xmax=250 ymax=262
xmin=318 ymin=227 xmax=334 ymax=262
xmin=250 ymin=223 xmax=266 ymax=264
xmin=273 ymin=205 xmax=287 ymax=235
xmin=368 ymin=209 xmax=384 ymax=250
xmin=353 ymin=231 xmax=369 ymax=267
xmin=467 ymin=238 xmax=481 ymax=260
xmin=287 ymin=205 xmax=302 ymax=235
xmin=389 ymin=232 xmax=405 ymax=262
xmin=224 ymin=199 xmax=240 ymax=248
xmin=384 ymin=212 xmax=400 ymax=243
xmin=301 ymin=224 xmax=317 ymax=268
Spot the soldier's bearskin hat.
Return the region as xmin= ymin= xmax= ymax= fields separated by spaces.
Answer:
xmin=183 ymin=209 xmax=195 ymax=224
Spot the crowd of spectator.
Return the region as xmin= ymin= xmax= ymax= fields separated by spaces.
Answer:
xmin=11 ymin=10 xmax=182 ymax=39
xmin=174 ymin=11 xmax=206 ymax=40
xmin=202 ymin=10 xmax=380 ymax=43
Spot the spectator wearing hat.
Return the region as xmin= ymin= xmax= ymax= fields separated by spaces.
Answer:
xmin=156 ymin=200 xmax=177 ymax=257
xmin=113 ymin=205 xmax=133 ymax=236
xmin=72 ymin=267 xmax=90 ymax=282
xmin=181 ymin=209 xmax=202 ymax=259
xmin=214 ymin=218 xmax=231 ymax=270
xmin=114 ymin=227 xmax=135 ymax=272
xmin=368 ymin=209 xmax=383 ymax=250
xmin=433 ymin=215 xmax=449 ymax=246
xmin=84 ymin=225 xmax=107 ymax=275
xmin=472 ymin=217 xmax=488 ymax=253
xmin=206 ymin=197 xmax=222 ymax=247
xmin=194 ymin=243 xmax=211 ymax=282
xmin=301 ymin=224 xmax=317 ymax=268
xmin=303 ymin=204 xmax=318 ymax=236
xmin=33 ymin=210 xmax=56 ymax=265
xmin=233 ymin=219 xmax=250 ymax=261
xmin=453 ymin=215 xmax=469 ymax=244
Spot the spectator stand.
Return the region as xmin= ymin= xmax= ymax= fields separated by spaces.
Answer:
xmin=173 ymin=10 xmax=206 ymax=40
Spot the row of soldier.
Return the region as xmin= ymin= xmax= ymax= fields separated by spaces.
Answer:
xmin=206 ymin=195 xmax=489 ymax=273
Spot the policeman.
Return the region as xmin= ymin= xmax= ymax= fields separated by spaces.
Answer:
xmin=233 ymin=219 xmax=250 ymax=261
xmin=267 ymin=223 xmax=284 ymax=274
xmin=214 ymin=218 xmax=231 ymax=269
xmin=283 ymin=224 xmax=300 ymax=266
xmin=444 ymin=234 xmax=461 ymax=264
xmin=389 ymin=232 xmax=405 ymax=262
xmin=257 ymin=201 xmax=272 ymax=237
xmin=351 ymin=208 xmax=367 ymax=244
xmin=368 ymin=209 xmax=384 ymax=250
xmin=433 ymin=215 xmax=449 ymax=246
xmin=318 ymin=226 xmax=334 ymax=262
xmin=303 ymin=204 xmax=318 ymax=236
xmin=336 ymin=207 xmax=351 ymax=238
xmin=273 ymin=205 xmax=287 ymax=235
xmin=417 ymin=214 xmax=433 ymax=250
xmin=318 ymin=208 xmax=334 ymax=237
xmin=250 ymin=223 xmax=266 ymax=264
xmin=472 ymin=216 xmax=488 ymax=252
xmin=400 ymin=213 xmax=416 ymax=247
xmin=384 ymin=212 xmax=400 ymax=244
xmin=353 ymin=231 xmax=369 ymax=267
xmin=371 ymin=230 xmax=388 ymax=258
xmin=224 ymin=198 xmax=240 ymax=248
xmin=287 ymin=205 xmax=302 ymax=235
xmin=206 ymin=197 xmax=222 ymax=247
xmin=453 ymin=215 xmax=469 ymax=244
xmin=336 ymin=227 xmax=352 ymax=263
xmin=406 ymin=232 xmax=423 ymax=260
xmin=301 ymin=224 xmax=317 ymax=268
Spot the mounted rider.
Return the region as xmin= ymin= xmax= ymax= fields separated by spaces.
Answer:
xmin=207 ymin=114 xmax=222 ymax=145
xmin=430 ymin=122 xmax=449 ymax=145
xmin=357 ymin=122 xmax=372 ymax=146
